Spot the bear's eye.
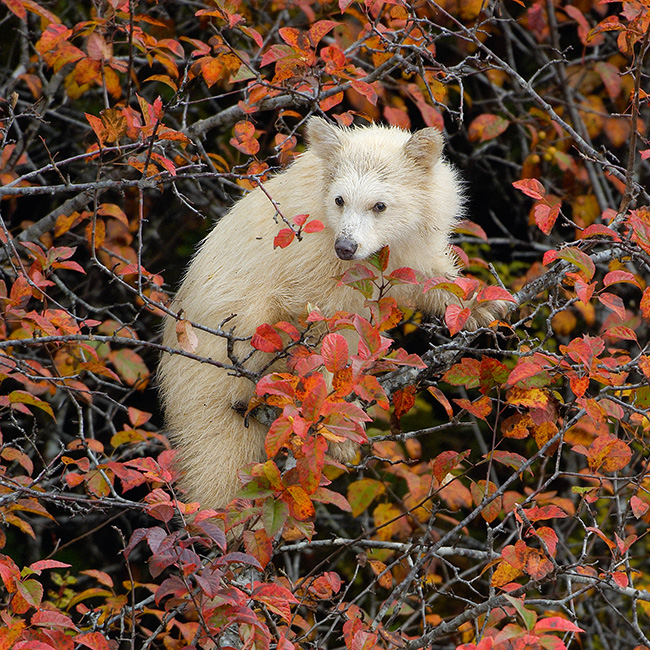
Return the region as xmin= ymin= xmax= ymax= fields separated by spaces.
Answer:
xmin=335 ymin=196 xmax=344 ymax=207
xmin=373 ymin=202 xmax=387 ymax=213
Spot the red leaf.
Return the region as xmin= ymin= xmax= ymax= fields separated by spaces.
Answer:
xmin=252 ymin=323 xmax=284 ymax=352
xmin=603 ymin=270 xmax=640 ymax=288
xmin=350 ymin=80 xmax=377 ymax=105
xmin=393 ymin=385 xmax=417 ymax=421
xmin=519 ymin=504 xmax=568 ymax=521
xmin=432 ymin=449 xmax=470 ymax=483
xmin=274 ymin=227 xmax=296 ymax=249
xmin=442 ymin=357 xmax=481 ymax=388
xmin=321 ymin=333 xmax=349 ymax=373
xmin=470 ymin=480 xmax=502 ymax=523
xmin=534 ymin=526 xmax=559 ymax=556
xmin=427 ymin=386 xmax=454 ymax=418
xmin=251 ymin=581 xmax=299 ymax=621
xmin=32 ymin=609 xmax=77 ymax=629
xmin=386 ymin=266 xmax=419 ymax=284
xmin=445 ymin=304 xmax=471 ymax=335
xmin=2 ymin=0 xmax=27 ymax=20
xmin=29 ymin=559 xmax=71 ymax=574
xmin=598 ymin=292 xmax=626 ymax=320
xmin=85 ymin=112 xmax=106 ymax=144
xmin=302 ymin=219 xmax=324 ymax=233
xmin=641 ymin=287 xmax=650 ymax=318
xmin=455 ymin=219 xmax=488 ymax=241
xmin=282 ymin=484 xmax=315 ymax=520
xmin=612 ymin=570 xmax=628 ymax=588
xmin=265 ymin=416 xmax=294 ymax=458
xmin=573 ymin=276 xmax=596 ymax=304
xmin=543 ymin=249 xmax=558 ymax=266
xmin=308 ymin=20 xmax=339 ymax=46
xmin=243 ymin=529 xmax=273 ymax=569
xmin=477 ymin=285 xmax=516 ymax=303
xmin=301 ymin=373 xmax=328 ymax=422
xmin=570 ymin=374 xmax=589 ymax=397
xmin=298 ymin=434 xmax=327 ymax=493
xmin=585 ymin=434 xmax=632 ymax=473
xmin=505 ymin=360 xmax=545 ymax=387
xmin=513 ymin=178 xmax=546 ymax=200
xmin=533 ymin=617 xmax=584 ymax=634
xmin=534 ymin=202 xmax=560 ymax=235
xmin=604 ymin=325 xmax=638 ymax=342
xmin=311 ymin=486 xmax=352 ymax=512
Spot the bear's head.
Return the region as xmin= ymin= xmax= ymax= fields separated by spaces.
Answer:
xmin=306 ymin=117 xmax=462 ymax=263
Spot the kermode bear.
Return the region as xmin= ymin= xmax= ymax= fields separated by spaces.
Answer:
xmin=158 ymin=117 xmax=504 ymax=510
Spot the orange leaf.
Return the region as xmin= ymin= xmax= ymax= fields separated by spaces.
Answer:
xmin=283 ymin=485 xmax=315 ymax=520
xmin=393 ymin=384 xmax=417 ymax=421
xmin=454 ymin=394 xmax=492 ymax=420
xmin=491 ymin=559 xmax=523 ymax=588
xmin=586 ymin=434 xmax=632 ymax=473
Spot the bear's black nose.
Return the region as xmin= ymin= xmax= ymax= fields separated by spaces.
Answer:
xmin=335 ymin=238 xmax=358 ymax=260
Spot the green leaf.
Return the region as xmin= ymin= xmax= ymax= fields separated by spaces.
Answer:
xmin=557 ymin=247 xmax=595 ymax=280
xmin=263 ymin=498 xmax=288 ymax=537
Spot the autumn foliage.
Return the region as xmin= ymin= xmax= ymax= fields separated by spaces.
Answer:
xmin=0 ymin=0 xmax=650 ymax=649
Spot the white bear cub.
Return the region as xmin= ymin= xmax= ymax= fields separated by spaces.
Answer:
xmin=158 ymin=117 xmax=504 ymax=510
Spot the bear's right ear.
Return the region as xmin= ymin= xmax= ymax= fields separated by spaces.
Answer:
xmin=306 ymin=117 xmax=342 ymax=159
xmin=404 ymin=128 xmax=444 ymax=169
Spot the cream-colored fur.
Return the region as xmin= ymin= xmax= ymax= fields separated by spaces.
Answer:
xmin=158 ymin=118 xmax=503 ymax=509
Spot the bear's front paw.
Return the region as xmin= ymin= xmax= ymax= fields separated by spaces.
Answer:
xmin=466 ymin=298 xmax=511 ymax=330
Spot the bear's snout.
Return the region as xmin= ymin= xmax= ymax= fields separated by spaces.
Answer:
xmin=335 ymin=238 xmax=358 ymax=260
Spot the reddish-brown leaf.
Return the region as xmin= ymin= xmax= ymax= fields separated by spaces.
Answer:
xmin=230 ymin=120 xmax=260 ymax=155
xmin=468 ymin=114 xmax=510 ymax=142
xmin=471 ymin=480 xmax=501 ymax=523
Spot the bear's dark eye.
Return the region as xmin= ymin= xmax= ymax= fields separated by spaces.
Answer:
xmin=373 ymin=202 xmax=386 ymax=212
xmin=335 ymin=196 xmax=344 ymax=207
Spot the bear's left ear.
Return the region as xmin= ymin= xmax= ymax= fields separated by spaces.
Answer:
xmin=404 ymin=128 xmax=444 ymax=169
xmin=306 ymin=116 xmax=342 ymax=159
